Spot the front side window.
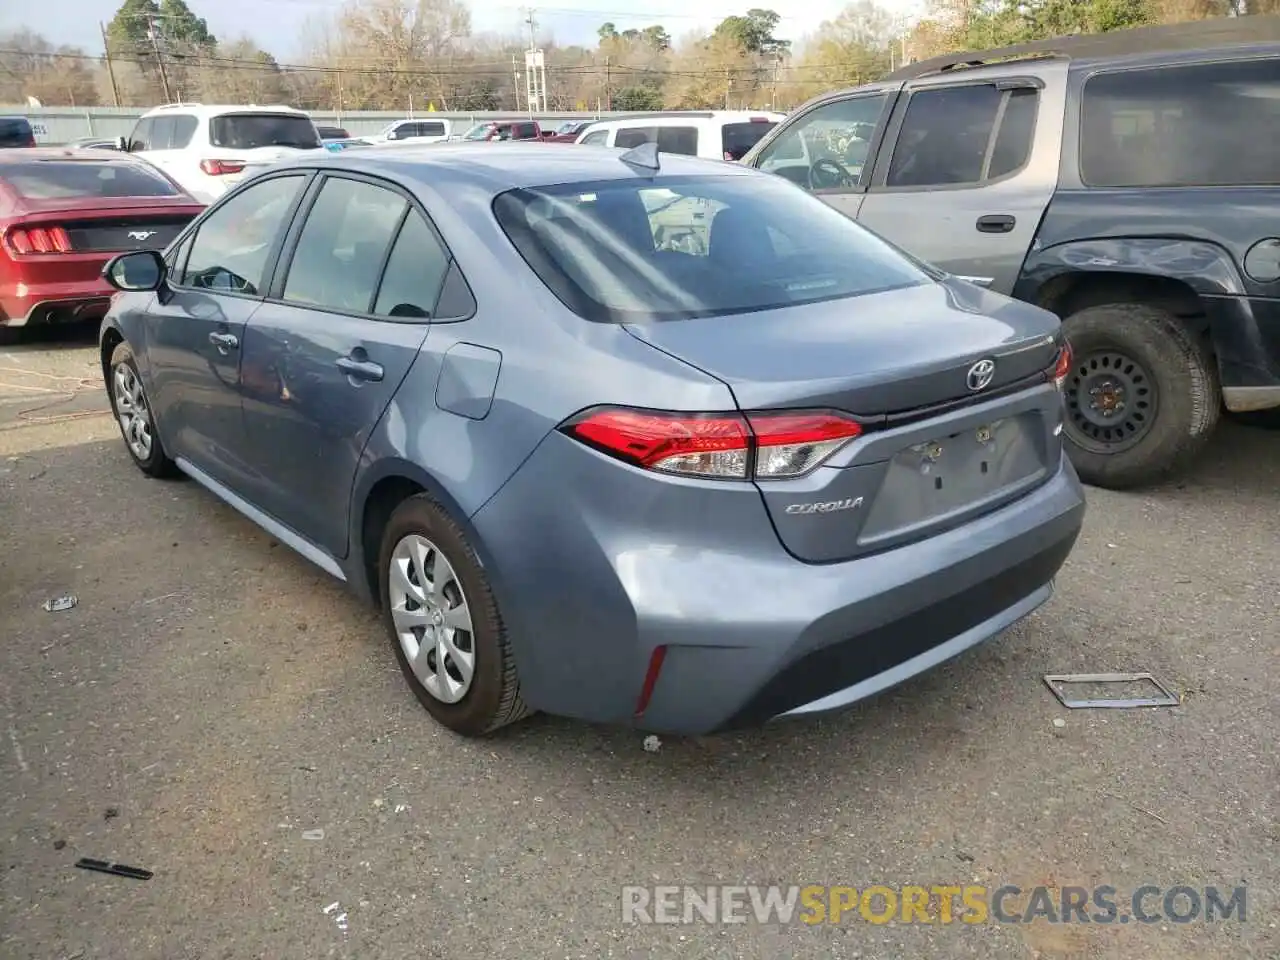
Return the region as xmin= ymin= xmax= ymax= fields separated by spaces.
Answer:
xmin=2 ymin=160 xmax=182 ymax=199
xmin=462 ymin=124 xmax=491 ymax=141
xmin=209 ymin=113 xmax=321 ymax=150
xmin=886 ymin=83 xmax=1037 ymax=188
xmin=754 ymin=95 xmax=887 ymax=191
xmin=149 ymin=116 xmax=176 ymax=150
xmin=179 ymin=174 xmax=305 ymax=294
xmin=493 ymin=173 xmax=933 ymax=324
xmin=419 ymin=121 xmax=446 ymax=137
xmin=282 ymin=177 xmax=407 ymax=313
xmin=128 ymin=118 xmax=153 ymax=152
xmin=1080 ymin=57 xmax=1279 ymax=187
xmin=580 ymin=129 xmax=609 ymax=146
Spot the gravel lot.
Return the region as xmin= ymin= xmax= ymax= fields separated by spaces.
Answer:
xmin=1 ymin=323 xmax=1277 ymax=960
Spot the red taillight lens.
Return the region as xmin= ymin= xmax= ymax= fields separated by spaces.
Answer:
xmin=4 ymin=226 xmax=72 ymax=255
xmin=561 ymin=406 xmax=863 ymax=480
xmin=199 ymin=159 xmax=247 ymax=176
xmin=1051 ymin=341 xmax=1072 ymax=387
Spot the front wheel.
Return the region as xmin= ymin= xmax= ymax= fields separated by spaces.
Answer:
xmin=107 ymin=341 xmax=179 ymax=478
xmin=378 ymin=494 xmax=530 ymax=736
xmin=1060 ymin=303 xmax=1219 ymax=490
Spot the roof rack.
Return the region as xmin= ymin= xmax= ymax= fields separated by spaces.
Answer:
xmin=887 ymin=13 xmax=1280 ymax=81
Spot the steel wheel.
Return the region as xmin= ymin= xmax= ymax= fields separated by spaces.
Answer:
xmin=1064 ymin=349 xmax=1159 ymax=455
xmin=113 ymin=362 xmax=154 ymax=462
xmin=388 ymin=533 xmax=476 ymax=704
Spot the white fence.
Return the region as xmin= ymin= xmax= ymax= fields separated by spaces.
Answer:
xmin=0 ymin=106 xmax=629 ymax=144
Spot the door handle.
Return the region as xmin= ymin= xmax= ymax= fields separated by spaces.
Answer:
xmin=208 ymin=331 xmax=238 ymax=351
xmin=336 ymin=356 xmax=384 ymax=382
xmin=976 ymin=214 xmax=1016 ymax=234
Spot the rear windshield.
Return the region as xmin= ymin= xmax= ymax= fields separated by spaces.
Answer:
xmin=209 ymin=113 xmax=321 ymax=150
xmin=722 ymin=121 xmax=776 ymax=160
xmin=492 ymin=173 xmax=932 ymax=323
xmin=0 ymin=117 xmax=34 ymax=146
xmin=1 ymin=160 xmax=181 ymax=199
xmin=317 ymin=126 xmax=349 ymax=139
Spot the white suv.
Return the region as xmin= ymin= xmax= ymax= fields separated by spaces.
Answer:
xmin=574 ymin=111 xmax=785 ymax=161
xmin=368 ymin=118 xmax=452 ymax=146
xmin=118 ymin=103 xmax=324 ymax=203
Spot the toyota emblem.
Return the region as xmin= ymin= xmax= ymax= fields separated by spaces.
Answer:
xmin=966 ymin=359 xmax=996 ymax=392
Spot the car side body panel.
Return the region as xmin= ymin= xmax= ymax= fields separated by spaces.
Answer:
xmin=1018 ymin=188 xmax=1280 ymax=400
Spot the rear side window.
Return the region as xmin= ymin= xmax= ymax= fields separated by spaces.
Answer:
xmin=1 ymin=160 xmax=181 ymax=199
xmin=615 ymin=127 xmax=656 ymax=149
xmin=656 ymin=126 xmax=698 ymax=156
xmin=373 ymin=210 xmax=451 ymax=318
xmin=170 ymin=114 xmax=198 ymax=148
xmin=282 ymin=177 xmax=407 ymax=313
xmin=493 ymin=173 xmax=931 ymax=323
xmin=417 ymin=121 xmax=446 ymax=137
xmin=886 ymin=83 xmax=1038 ymax=187
xmin=1080 ymin=57 xmax=1279 ymax=187
xmin=209 ymin=113 xmax=320 ymax=150
xmin=722 ymin=121 xmax=777 ymax=160
xmin=0 ymin=117 xmax=34 ymax=146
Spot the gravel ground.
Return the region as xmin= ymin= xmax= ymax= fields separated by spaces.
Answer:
xmin=1 ymin=323 xmax=1277 ymax=960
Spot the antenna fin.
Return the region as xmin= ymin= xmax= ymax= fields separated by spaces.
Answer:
xmin=619 ymin=140 xmax=660 ymax=173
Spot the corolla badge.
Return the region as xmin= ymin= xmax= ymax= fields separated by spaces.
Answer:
xmin=966 ymin=358 xmax=996 ymax=392
xmin=127 ymin=230 xmax=157 ymax=241
xmin=785 ymin=497 xmax=864 ymax=515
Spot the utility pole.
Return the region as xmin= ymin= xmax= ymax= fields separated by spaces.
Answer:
xmin=604 ymin=56 xmax=611 ymax=111
xmin=100 ymin=21 xmax=121 ymax=107
xmin=770 ymin=57 xmax=780 ymax=111
xmin=335 ymin=70 xmax=344 ymax=122
xmin=146 ymin=13 xmax=173 ymax=103
xmin=512 ymin=54 xmax=522 ymax=112
xmin=725 ymin=74 xmax=732 ymax=110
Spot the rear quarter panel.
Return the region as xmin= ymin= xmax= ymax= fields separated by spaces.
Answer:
xmin=350 ymin=171 xmax=737 ymax=564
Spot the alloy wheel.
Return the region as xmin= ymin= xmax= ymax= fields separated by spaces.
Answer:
xmin=388 ymin=534 xmax=476 ymax=704
xmin=113 ymin=363 xmax=154 ymax=462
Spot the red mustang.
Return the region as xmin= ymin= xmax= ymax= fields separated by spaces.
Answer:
xmin=0 ymin=148 xmax=205 ymax=328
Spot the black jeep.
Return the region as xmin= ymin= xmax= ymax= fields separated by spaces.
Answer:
xmin=742 ymin=16 xmax=1280 ymax=489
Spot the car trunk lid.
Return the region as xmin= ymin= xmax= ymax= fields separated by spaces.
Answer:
xmin=623 ymin=278 xmax=1067 ymax=562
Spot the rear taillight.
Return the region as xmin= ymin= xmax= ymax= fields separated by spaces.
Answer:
xmin=1051 ymin=341 xmax=1072 ymax=387
xmin=199 ymin=159 xmax=247 ymax=176
xmin=4 ymin=225 xmax=72 ymax=255
xmin=560 ymin=406 xmax=863 ymax=480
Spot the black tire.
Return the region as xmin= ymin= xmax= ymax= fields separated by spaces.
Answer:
xmin=1060 ymin=303 xmax=1219 ymax=490
xmin=106 ymin=341 xmax=180 ymax=479
xmin=378 ymin=493 xmax=530 ymax=736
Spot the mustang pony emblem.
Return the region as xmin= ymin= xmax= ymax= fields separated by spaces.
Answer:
xmin=127 ymin=230 xmax=157 ymax=241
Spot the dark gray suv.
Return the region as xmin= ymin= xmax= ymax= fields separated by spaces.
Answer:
xmin=744 ymin=15 xmax=1280 ymax=489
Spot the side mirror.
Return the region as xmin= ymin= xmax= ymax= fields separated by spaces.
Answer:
xmin=386 ymin=129 xmax=399 ymax=141
xmin=103 ymin=250 xmax=166 ymax=292
xmin=116 ymin=135 xmax=129 ymax=152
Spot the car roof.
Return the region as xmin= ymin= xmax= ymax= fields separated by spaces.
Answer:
xmin=590 ymin=111 xmax=786 ymax=126
xmin=0 ymin=147 xmax=146 ymax=165
xmin=140 ymin=103 xmax=309 ymax=118
xmin=269 ymin=141 xmax=758 ymax=194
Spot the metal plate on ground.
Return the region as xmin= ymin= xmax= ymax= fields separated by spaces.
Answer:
xmin=1043 ymin=672 xmax=1180 ymax=709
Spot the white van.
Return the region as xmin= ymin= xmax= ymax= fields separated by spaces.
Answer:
xmin=574 ymin=111 xmax=785 ymax=161
xmin=119 ymin=103 xmax=324 ymax=203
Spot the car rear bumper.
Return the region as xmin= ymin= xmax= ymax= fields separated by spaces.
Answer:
xmin=470 ymin=431 xmax=1087 ymax=736
xmin=1 ymin=279 xmax=115 ymax=326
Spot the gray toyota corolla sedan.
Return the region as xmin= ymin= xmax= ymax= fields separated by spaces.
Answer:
xmin=98 ymin=141 xmax=1086 ymax=737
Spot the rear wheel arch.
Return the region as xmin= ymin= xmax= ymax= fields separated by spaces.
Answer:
xmin=100 ymin=325 xmax=125 ymax=384
xmin=354 ymin=462 xmax=490 ymax=608
xmin=1033 ymin=270 xmax=1211 ymax=338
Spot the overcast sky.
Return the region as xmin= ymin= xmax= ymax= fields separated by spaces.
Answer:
xmin=4 ymin=0 xmax=924 ymax=62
